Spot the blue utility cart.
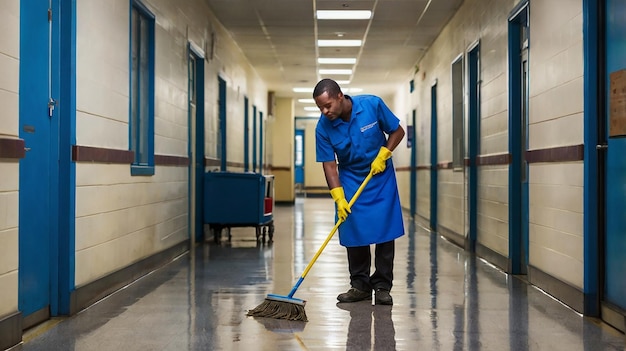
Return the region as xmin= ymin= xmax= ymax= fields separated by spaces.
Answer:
xmin=203 ymin=172 xmax=275 ymax=243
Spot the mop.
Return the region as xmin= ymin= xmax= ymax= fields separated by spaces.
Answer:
xmin=246 ymin=171 xmax=374 ymax=322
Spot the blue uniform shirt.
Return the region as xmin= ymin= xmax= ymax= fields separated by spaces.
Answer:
xmin=315 ymin=95 xmax=405 ymax=247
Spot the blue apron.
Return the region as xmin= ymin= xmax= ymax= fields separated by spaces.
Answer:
xmin=316 ymin=95 xmax=405 ymax=247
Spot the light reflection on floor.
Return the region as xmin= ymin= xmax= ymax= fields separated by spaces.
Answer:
xmin=15 ymin=197 xmax=626 ymax=351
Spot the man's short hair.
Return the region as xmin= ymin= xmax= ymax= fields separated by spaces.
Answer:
xmin=313 ymin=78 xmax=342 ymax=99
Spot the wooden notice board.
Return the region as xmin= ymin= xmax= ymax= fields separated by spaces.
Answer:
xmin=610 ymin=69 xmax=626 ymax=137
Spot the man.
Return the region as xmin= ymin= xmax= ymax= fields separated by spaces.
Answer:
xmin=313 ymin=78 xmax=405 ymax=305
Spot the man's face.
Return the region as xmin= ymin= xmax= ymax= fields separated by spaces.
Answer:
xmin=314 ymin=91 xmax=343 ymax=121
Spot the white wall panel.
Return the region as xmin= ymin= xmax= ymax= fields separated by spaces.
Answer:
xmin=0 ymin=0 xmax=20 ymax=319
xmin=74 ymin=0 xmax=267 ymax=286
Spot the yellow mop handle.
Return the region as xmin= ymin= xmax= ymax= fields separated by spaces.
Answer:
xmin=299 ymin=171 xmax=374 ymax=279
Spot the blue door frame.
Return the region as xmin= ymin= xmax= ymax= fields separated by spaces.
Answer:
xmin=252 ymin=105 xmax=257 ymax=172
xmin=507 ymin=1 xmax=530 ymax=275
xmin=467 ymin=41 xmax=480 ymax=252
xmin=259 ymin=111 xmax=264 ymax=172
xmin=188 ymin=45 xmax=205 ymax=242
xmin=603 ymin=0 xmax=626 ymax=320
xmin=19 ymin=0 xmax=76 ymax=322
xmin=430 ymin=82 xmax=438 ymax=231
xmin=410 ymin=110 xmax=417 ymax=218
xmin=582 ymin=0 xmax=601 ymax=317
xmin=218 ymin=76 xmax=227 ymax=171
xmin=244 ymin=97 xmax=249 ymax=172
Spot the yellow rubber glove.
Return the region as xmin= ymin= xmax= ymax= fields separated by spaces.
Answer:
xmin=330 ymin=187 xmax=351 ymax=221
xmin=371 ymin=146 xmax=392 ymax=175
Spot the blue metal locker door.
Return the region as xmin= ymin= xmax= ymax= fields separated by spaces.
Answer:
xmin=19 ymin=0 xmax=53 ymax=320
xmin=604 ymin=0 xmax=626 ymax=311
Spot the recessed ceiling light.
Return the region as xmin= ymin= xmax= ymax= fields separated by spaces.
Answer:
xmin=316 ymin=10 xmax=372 ymax=20
xmin=319 ymin=69 xmax=352 ymax=75
xmin=318 ymin=39 xmax=362 ymax=47
xmin=318 ymin=58 xmax=357 ymax=64
xmin=345 ymin=88 xmax=363 ymax=93
xmin=293 ymin=87 xmax=314 ymax=93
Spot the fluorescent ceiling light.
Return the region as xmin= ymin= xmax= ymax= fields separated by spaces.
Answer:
xmin=293 ymin=87 xmax=314 ymax=93
xmin=317 ymin=10 xmax=372 ymax=20
xmin=335 ymin=80 xmax=351 ymax=85
xmin=298 ymin=99 xmax=316 ymax=103
xmin=318 ymin=58 xmax=357 ymax=64
xmin=318 ymin=40 xmax=362 ymax=47
xmin=345 ymin=88 xmax=363 ymax=93
xmin=304 ymin=107 xmax=320 ymax=111
xmin=319 ymin=69 xmax=352 ymax=75
xmin=307 ymin=112 xmax=321 ymax=117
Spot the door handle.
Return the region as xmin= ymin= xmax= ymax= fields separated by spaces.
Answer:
xmin=596 ymin=144 xmax=608 ymax=150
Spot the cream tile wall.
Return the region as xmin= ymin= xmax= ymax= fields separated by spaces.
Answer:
xmin=0 ymin=165 xmax=19 ymax=317
xmin=271 ymin=97 xmax=294 ymax=202
xmin=0 ymin=0 xmax=20 ymax=318
xmin=477 ymin=166 xmax=509 ymax=256
xmin=405 ymin=0 xmax=585 ymax=286
xmin=408 ymin=0 xmax=517 ymax=252
xmin=304 ymin=119 xmax=327 ymax=189
xmin=388 ymin=89 xmax=411 ymax=209
xmin=529 ymin=163 xmax=583 ymax=287
xmin=528 ymin=0 xmax=584 ymax=288
xmin=74 ymin=0 xmax=268 ymax=285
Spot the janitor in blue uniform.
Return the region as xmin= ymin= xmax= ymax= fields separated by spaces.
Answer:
xmin=314 ymin=78 xmax=405 ymax=305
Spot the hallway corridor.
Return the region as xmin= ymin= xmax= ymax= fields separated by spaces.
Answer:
xmin=11 ymin=198 xmax=626 ymax=351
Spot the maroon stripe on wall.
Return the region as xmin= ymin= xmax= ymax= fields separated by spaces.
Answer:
xmin=155 ymin=155 xmax=189 ymax=166
xmin=526 ymin=144 xmax=584 ymax=163
xmin=72 ymin=145 xmax=134 ymax=164
xmin=477 ymin=153 xmax=511 ymax=166
xmin=205 ymin=158 xmax=221 ymax=167
xmin=0 ymin=138 xmax=25 ymax=159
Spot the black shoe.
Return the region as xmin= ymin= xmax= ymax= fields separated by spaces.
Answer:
xmin=337 ymin=288 xmax=371 ymax=303
xmin=375 ymin=288 xmax=393 ymax=305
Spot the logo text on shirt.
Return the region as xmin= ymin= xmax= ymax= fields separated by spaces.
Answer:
xmin=360 ymin=121 xmax=378 ymax=133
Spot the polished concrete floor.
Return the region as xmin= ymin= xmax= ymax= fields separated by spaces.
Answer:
xmin=12 ymin=197 xmax=626 ymax=351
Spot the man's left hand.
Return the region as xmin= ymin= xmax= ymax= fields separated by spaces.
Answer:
xmin=371 ymin=146 xmax=392 ymax=175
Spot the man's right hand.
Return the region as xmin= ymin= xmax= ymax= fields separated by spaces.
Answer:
xmin=330 ymin=187 xmax=351 ymax=221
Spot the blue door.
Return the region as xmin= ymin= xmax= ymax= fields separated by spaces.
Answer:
xmin=410 ymin=112 xmax=416 ymax=218
xmin=430 ymin=83 xmax=438 ymax=231
xmin=467 ymin=42 xmax=480 ymax=252
xmin=604 ymin=0 xmax=626 ymax=313
xmin=188 ymin=46 xmax=205 ymax=242
xmin=507 ymin=2 xmax=530 ymax=275
xmin=19 ymin=0 xmax=55 ymax=324
xmin=218 ymin=76 xmax=227 ymax=171
xmin=295 ymin=129 xmax=305 ymax=187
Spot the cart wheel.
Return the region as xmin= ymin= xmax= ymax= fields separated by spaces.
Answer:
xmin=227 ymin=227 xmax=232 ymax=241
xmin=255 ymin=226 xmax=261 ymax=242
xmin=262 ymin=226 xmax=268 ymax=243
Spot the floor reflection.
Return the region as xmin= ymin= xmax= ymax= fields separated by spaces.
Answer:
xmin=336 ymin=302 xmax=396 ymax=351
xmin=16 ymin=198 xmax=626 ymax=351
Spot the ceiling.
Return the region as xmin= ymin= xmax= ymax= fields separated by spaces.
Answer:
xmin=204 ymin=0 xmax=464 ymax=116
